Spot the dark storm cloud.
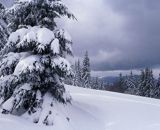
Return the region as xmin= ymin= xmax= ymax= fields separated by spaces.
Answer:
xmin=2 ymin=0 xmax=160 ymax=71
xmin=63 ymin=0 xmax=160 ymax=71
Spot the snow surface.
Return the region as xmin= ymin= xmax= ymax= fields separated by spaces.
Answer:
xmin=1 ymin=85 xmax=160 ymax=130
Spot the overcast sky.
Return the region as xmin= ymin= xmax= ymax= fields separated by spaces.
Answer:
xmin=60 ymin=0 xmax=160 ymax=76
xmin=2 ymin=0 xmax=160 ymax=77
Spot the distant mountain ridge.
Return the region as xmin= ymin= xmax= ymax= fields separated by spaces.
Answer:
xmin=99 ymin=76 xmax=118 ymax=85
xmin=99 ymin=74 xmax=141 ymax=85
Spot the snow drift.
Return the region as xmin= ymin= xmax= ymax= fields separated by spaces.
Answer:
xmin=1 ymin=85 xmax=160 ymax=130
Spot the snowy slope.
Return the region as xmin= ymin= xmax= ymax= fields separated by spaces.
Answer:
xmin=1 ymin=85 xmax=160 ymax=130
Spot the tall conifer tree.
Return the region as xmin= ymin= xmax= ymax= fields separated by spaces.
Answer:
xmin=0 ymin=0 xmax=75 ymax=125
xmin=82 ymin=51 xmax=91 ymax=88
xmin=138 ymin=68 xmax=155 ymax=97
xmin=0 ymin=3 xmax=8 ymax=50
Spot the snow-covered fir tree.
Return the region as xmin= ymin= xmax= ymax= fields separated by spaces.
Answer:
xmin=137 ymin=68 xmax=155 ymax=97
xmin=0 ymin=3 xmax=8 ymax=50
xmin=124 ymin=71 xmax=138 ymax=95
xmin=73 ymin=60 xmax=82 ymax=87
xmin=99 ymin=78 xmax=105 ymax=90
xmin=149 ymin=70 xmax=156 ymax=98
xmin=64 ymin=64 xmax=74 ymax=85
xmin=153 ymin=74 xmax=160 ymax=98
xmin=112 ymin=73 xmax=126 ymax=93
xmin=65 ymin=53 xmax=105 ymax=90
xmin=0 ymin=0 xmax=75 ymax=125
xmin=137 ymin=70 xmax=145 ymax=96
xmin=119 ymin=73 xmax=126 ymax=92
xmin=82 ymin=51 xmax=91 ymax=88
xmin=91 ymin=77 xmax=99 ymax=89
xmin=91 ymin=77 xmax=105 ymax=90
xmin=73 ymin=61 xmax=78 ymax=86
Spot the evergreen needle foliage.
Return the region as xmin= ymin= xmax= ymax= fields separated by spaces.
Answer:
xmin=0 ymin=0 xmax=75 ymax=125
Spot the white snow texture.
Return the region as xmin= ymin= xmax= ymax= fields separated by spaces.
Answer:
xmin=1 ymin=85 xmax=160 ymax=130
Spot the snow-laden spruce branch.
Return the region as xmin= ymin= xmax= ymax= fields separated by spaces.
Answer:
xmin=0 ymin=0 xmax=75 ymax=125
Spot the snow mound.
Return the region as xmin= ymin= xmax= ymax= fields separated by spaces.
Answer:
xmin=37 ymin=28 xmax=55 ymax=45
xmin=14 ymin=55 xmax=44 ymax=75
xmin=1 ymin=85 xmax=160 ymax=130
xmin=51 ymin=38 xmax=60 ymax=54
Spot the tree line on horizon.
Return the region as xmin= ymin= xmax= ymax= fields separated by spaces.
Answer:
xmin=65 ymin=51 xmax=105 ymax=90
xmin=65 ymin=51 xmax=160 ymax=99
xmin=112 ymin=68 xmax=160 ymax=99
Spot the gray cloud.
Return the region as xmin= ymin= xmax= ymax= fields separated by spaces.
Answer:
xmin=62 ymin=0 xmax=160 ymax=71
xmin=2 ymin=0 xmax=160 ymax=72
